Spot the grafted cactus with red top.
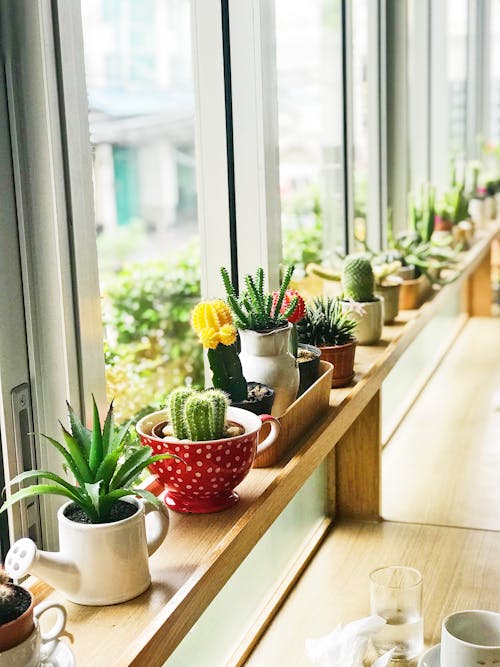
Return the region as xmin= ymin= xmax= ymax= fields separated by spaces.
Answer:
xmin=272 ymin=289 xmax=305 ymax=323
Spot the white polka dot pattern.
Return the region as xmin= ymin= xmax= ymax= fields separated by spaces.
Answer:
xmin=138 ymin=426 xmax=257 ymax=512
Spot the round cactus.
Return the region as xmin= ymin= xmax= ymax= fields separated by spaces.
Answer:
xmin=342 ymin=255 xmax=375 ymax=303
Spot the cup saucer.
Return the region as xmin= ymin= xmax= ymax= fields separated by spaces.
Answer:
xmin=417 ymin=643 xmax=440 ymax=667
xmin=39 ymin=639 xmax=75 ymax=667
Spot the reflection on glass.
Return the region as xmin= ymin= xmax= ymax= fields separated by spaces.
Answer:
xmin=447 ymin=0 xmax=468 ymax=158
xmin=275 ymin=0 xmax=344 ymax=276
xmin=81 ymin=0 xmax=203 ymax=422
xmin=351 ymin=0 xmax=369 ymax=233
xmin=491 ymin=2 xmax=500 ymax=143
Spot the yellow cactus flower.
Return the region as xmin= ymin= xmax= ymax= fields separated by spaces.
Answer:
xmin=192 ymin=300 xmax=236 ymax=349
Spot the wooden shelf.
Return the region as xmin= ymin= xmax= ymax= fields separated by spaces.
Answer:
xmin=28 ymin=223 xmax=499 ymax=667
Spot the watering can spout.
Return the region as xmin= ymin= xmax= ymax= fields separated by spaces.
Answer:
xmin=4 ymin=537 xmax=79 ymax=597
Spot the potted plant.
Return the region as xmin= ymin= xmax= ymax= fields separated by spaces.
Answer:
xmin=191 ymin=299 xmax=274 ymax=415
xmin=372 ymin=261 xmax=403 ymax=324
xmin=341 ymin=255 xmax=383 ymax=344
xmin=297 ymin=296 xmax=357 ymax=387
xmin=269 ymin=287 xmax=320 ymax=396
xmin=0 ymin=567 xmax=67 ymax=664
xmin=221 ymin=265 xmax=300 ymax=416
xmin=136 ymin=388 xmax=280 ymax=513
xmin=1 ymin=399 xmax=173 ymax=605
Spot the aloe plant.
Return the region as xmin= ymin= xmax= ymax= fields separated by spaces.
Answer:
xmin=0 ymin=399 xmax=176 ymax=523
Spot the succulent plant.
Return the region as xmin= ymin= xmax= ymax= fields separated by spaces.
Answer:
xmin=296 ymin=297 xmax=356 ymax=347
xmin=191 ymin=300 xmax=247 ymax=402
xmin=221 ymin=265 xmax=298 ymax=331
xmin=0 ymin=399 xmax=175 ymax=523
xmin=409 ymin=184 xmax=436 ymax=243
xmin=166 ymin=388 xmax=229 ymax=441
xmin=436 ymin=183 xmax=469 ymax=225
xmin=0 ymin=570 xmax=12 ymax=604
xmin=342 ymin=255 xmax=376 ymax=302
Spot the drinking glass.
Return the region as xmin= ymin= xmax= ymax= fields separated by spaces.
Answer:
xmin=369 ymin=565 xmax=423 ymax=660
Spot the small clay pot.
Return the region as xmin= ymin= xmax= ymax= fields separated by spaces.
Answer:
xmin=319 ymin=340 xmax=357 ymax=388
xmin=297 ymin=344 xmax=321 ymax=396
xmin=0 ymin=583 xmax=34 ymax=652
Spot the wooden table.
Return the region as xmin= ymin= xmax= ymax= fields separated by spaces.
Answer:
xmin=244 ymin=520 xmax=500 ymax=666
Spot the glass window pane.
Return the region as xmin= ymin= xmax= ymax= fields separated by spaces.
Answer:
xmin=81 ymin=0 xmax=203 ymax=422
xmin=447 ymin=0 xmax=468 ymax=159
xmin=490 ymin=1 xmax=500 ymax=144
xmin=275 ymin=0 xmax=345 ymax=282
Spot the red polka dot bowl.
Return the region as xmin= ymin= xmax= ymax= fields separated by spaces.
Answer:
xmin=136 ymin=407 xmax=280 ymax=513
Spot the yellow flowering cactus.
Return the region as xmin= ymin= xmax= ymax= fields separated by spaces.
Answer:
xmin=191 ymin=300 xmax=247 ymax=402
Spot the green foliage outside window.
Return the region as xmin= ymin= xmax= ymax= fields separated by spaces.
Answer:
xmin=102 ymin=240 xmax=204 ymax=423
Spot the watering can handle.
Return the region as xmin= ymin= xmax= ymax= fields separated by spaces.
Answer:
xmin=142 ymin=500 xmax=170 ymax=557
xmin=255 ymin=414 xmax=281 ymax=459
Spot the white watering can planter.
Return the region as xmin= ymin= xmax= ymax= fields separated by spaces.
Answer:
xmin=4 ymin=497 xmax=169 ymax=606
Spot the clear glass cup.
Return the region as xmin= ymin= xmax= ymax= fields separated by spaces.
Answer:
xmin=369 ymin=565 xmax=423 ymax=660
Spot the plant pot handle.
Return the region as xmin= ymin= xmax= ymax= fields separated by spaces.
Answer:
xmin=255 ymin=414 xmax=281 ymax=459
xmin=141 ymin=500 xmax=170 ymax=557
xmin=34 ymin=600 xmax=67 ymax=643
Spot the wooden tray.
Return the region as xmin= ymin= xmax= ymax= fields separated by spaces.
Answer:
xmin=253 ymin=360 xmax=333 ymax=468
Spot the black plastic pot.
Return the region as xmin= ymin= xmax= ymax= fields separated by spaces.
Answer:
xmin=297 ymin=343 xmax=321 ymax=397
xmin=231 ymin=382 xmax=275 ymax=416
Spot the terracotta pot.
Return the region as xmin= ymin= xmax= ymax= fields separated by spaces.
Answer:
xmin=137 ymin=407 xmax=280 ymax=514
xmin=297 ymin=343 xmax=321 ymax=396
xmin=399 ymin=274 xmax=432 ymax=310
xmin=434 ymin=215 xmax=453 ymax=232
xmin=319 ymin=340 xmax=356 ymax=388
xmin=238 ymin=323 xmax=299 ymax=417
xmin=0 ymin=585 xmax=34 ymax=652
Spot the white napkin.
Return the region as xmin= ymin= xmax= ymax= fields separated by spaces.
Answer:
xmin=306 ymin=615 xmax=395 ymax=667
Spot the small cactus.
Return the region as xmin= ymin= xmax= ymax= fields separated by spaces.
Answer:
xmin=191 ymin=300 xmax=247 ymax=402
xmin=0 ymin=568 xmax=12 ymax=602
xmin=221 ymin=265 xmax=297 ymax=331
xmin=342 ymin=255 xmax=376 ymax=303
xmin=167 ymin=389 xmax=229 ymax=442
xmin=166 ymin=387 xmax=194 ymax=440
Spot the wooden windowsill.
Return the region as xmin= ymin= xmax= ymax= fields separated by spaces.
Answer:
xmin=28 ymin=223 xmax=499 ymax=667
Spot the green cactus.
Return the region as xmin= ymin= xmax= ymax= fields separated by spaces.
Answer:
xmin=166 ymin=389 xmax=229 ymax=441
xmin=207 ymin=345 xmax=247 ymax=402
xmin=221 ymin=265 xmax=297 ymax=331
xmin=166 ymin=387 xmax=193 ymax=440
xmin=342 ymin=255 xmax=375 ymax=303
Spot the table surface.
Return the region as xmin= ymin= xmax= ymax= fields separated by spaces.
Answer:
xmin=244 ymin=520 xmax=500 ymax=666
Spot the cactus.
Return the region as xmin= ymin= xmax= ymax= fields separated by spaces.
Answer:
xmin=221 ymin=265 xmax=297 ymax=331
xmin=342 ymin=255 xmax=375 ymax=303
xmin=166 ymin=387 xmax=193 ymax=440
xmin=191 ymin=300 xmax=247 ymax=402
xmin=167 ymin=389 xmax=229 ymax=442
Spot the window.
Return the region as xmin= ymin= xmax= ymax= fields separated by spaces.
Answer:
xmin=81 ymin=0 xmax=202 ymax=422
xmin=275 ymin=0 xmax=345 ymax=275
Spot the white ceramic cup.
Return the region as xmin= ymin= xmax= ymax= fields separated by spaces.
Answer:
xmin=0 ymin=599 xmax=66 ymax=667
xmin=441 ymin=610 xmax=500 ymax=667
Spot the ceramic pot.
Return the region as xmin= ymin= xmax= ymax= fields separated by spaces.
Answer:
xmin=4 ymin=497 xmax=169 ymax=606
xmin=375 ymin=278 xmax=401 ymax=323
xmin=398 ymin=265 xmax=416 ymax=280
xmin=238 ymin=323 xmax=299 ymax=417
xmin=297 ymin=343 xmax=321 ymax=396
xmin=343 ymin=297 xmax=383 ymax=345
xmin=137 ymin=407 xmax=280 ymax=514
xmin=0 ymin=598 xmax=66 ymax=667
xmin=468 ymin=197 xmax=486 ymax=226
xmin=484 ymin=195 xmax=496 ymax=220
xmin=319 ymin=340 xmax=356 ymax=387
xmin=495 ymin=193 xmax=500 ymax=219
